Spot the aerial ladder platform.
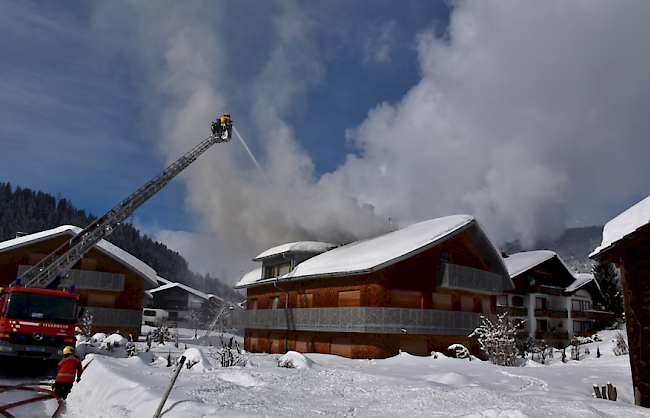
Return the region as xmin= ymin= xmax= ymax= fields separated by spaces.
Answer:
xmin=13 ymin=123 xmax=232 ymax=290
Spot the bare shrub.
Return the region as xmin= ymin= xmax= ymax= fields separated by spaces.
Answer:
xmin=208 ymin=336 xmax=247 ymax=367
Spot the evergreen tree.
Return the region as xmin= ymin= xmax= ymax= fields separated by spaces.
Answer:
xmin=592 ymin=262 xmax=624 ymax=320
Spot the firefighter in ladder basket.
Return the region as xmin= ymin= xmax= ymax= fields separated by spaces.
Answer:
xmin=211 ymin=113 xmax=233 ymax=140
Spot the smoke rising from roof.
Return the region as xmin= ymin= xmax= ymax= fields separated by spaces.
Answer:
xmin=90 ymin=1 xmax=650 ymax=281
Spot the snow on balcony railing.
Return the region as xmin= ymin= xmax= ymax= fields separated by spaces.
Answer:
xmin=230 ymin=307 xmax=482 ymax=335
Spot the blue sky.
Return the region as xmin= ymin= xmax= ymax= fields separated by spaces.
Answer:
xmin=2 ymin=1 xmax=650 ymax=282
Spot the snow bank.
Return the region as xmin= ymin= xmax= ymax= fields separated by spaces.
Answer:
xmin=277 ymin=351 xmax=316 ymax=369
xmin=182 ymin=347 xmax=214 ymax=372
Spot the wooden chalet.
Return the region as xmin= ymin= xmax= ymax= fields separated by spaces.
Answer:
xmin=498 ymin=250 xmax=612 ymax=348
xmin=590 ymin=195 xmax=650 ymax=408
xmin=0 ymin=225 xmax=159 ymax=339
xmin=232 ymin=215 xmax=514 ymax=359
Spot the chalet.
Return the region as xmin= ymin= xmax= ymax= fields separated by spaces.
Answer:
xmin=232 ymin=215 xmax=514 ymax=359
xmin=590 ymin=195 xmax=650 ymax=408
xmin=497 ymin=250 xmax=612 ymax=348
xmin=143 ymin=277 xmax=222 ymax=327
xmin=0 ymin=225 xmax=159 ymax=339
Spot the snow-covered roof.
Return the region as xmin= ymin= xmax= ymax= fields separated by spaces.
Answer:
xmin=254 ymin=241 xmax=337 ymax=261
xmin=236 ymin=267 xmax=263 ymax=287
xmin=237 ymin=215 xmax=511 ymax=288
xmin=565 ymin=273 xmax=600 ymax=294
xmin=590 ymin=194 xmax=650 ymax=259
xmin=155 ymin=276 xmax=174 ymax=286
xmin=0 ymin=225 xmax=158 ymax=289
xmin=149 ymin=282 xmax=222 ymax=301
xmin=504 ymin=250 xmax=575 ymax=279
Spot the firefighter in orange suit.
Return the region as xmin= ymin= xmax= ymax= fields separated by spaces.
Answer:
xmin=52 ymin=346 xmax=83 ymax=400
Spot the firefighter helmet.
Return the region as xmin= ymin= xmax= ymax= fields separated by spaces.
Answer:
xmin=63 ymin=346 xmax=74 ymax=355
xmin=224 ymin=113 xmax=230 ymax=117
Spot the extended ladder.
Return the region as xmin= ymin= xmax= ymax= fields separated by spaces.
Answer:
xmin=16 ymin=134 xmax=230 ymax=289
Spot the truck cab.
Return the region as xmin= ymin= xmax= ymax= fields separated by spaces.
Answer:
xmin=0 ymin=286 xmax=78 ymax=362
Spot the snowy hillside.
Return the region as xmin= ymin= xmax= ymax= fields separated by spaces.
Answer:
xmin=2 ymin=327 xmax=648 ymax=417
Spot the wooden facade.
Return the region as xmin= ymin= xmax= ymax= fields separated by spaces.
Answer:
xmin=235 ymin=218 xmax=512 ymax=359
xmin=0 ymin=227 xmax=158 ymax=339
xmin=591 ymin=220 xmax=650 ymax=408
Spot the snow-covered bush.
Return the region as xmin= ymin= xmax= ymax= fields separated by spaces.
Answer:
xmin=469 ymin=313 xmax=524 ymax=367
xmin=612 ymin=331 xmax=629 ymax=356
xmin=447 ymin=344 xmax=471 ymax=360
xmin=100 ymin=333 xmax=128 ymax=351
xmin=80 ymin=309 xmax=93 ymax=338
xmin=90 ymin=333 xmax=108 ymax=343
xmin=277 ymin=351 xmax=315 ymax=369
xmin=208 ymin=336 xmax=247 ymax=367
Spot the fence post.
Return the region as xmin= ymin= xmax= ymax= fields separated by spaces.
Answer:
xmin=593 ymin=384 xmax=602 ymax=399
xmin=153 ymin=356 xmax=186 ymax=418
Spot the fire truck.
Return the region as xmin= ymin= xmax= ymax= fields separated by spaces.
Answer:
xmin=0 ymin=121 xmax=232 ymax=363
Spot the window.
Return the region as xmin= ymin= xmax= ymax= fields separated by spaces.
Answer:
xmin=338 ymin=290 xmax=360 ymax=307
xmin=536 ymin=319 xmax=548 ymax=332
xmin=536 ymin=297 xmax=547 ymax=310
xmin=270 ymin=296 xmax=280 ymax=309
xmin=143 ymin=310 xmax=157 ymax=317
xmin=573 ymin=321 xmax=591 ymax=333
xmin=432 ymin=293 xmax=452 ymax=310
xmin=391 ymin=290 xmax=422 ymax=309
xmin=298 ymin=293 xmax=313 ymax=308
xmin=441 ymin=251 xmax=454 ymax=264
xmin=296 ymin=334 xmax=312 ymax=353
xmin=482 ymin=297 xmax=492 ymax=314
xmin=572 ymin=299 xmax=591 ymax=311
xmin=511 ymin=296 xmax=524 ymax=307
xmin=461 ymin=296 xmax=474 ymax=312
xmin=265 ymin=262 xmax=291 ymax=279
xmin=250 ymin=299 xmax=258 ymax=310
xmin=331 ymin=338 xmax=352 ymax=358
xmin=400 ymin=339 xmax=428 ymax=356
xmin=88 ymin=293 xmax=116 ymax=308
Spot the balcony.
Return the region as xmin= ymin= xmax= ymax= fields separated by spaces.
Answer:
xmin=497 ymin=306 xmax=528 ymax=317
xmin=18 ymin=265 xmax=126 ymax=291
xmin=529 ymin=286 xmax=563 ymax=296
xmin=436 ymin=263 xmax=504 ymax=295
xmin=535 ymin=331 xmax=569 ymax=340
xmin=230 ymin=307 xmax=482 ymax=336
xmin=84 ymin=307 xmax=142 ymax=328
xmin=534 ymin=309 xmax=568 ymax=318
xmin=571 ymin=310 xmax=615 ymax=322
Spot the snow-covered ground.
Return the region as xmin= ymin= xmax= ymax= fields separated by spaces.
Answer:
xmin=2 ymin=328 xmax=649 ymax=417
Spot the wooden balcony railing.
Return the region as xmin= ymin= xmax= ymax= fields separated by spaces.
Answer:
xmin=571 ymin=310 xmax=615 ymax=322
xmin=534 ymin=309 xmax=568 ymax=318
xmin=496 ymin=306 xmax=528 ymax=317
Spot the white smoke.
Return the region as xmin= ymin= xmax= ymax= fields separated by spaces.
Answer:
xmin=89 ymin=1 xmax=650 ymax=280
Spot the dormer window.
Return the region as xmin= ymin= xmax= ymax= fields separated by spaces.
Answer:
xmin=265 ymin=262 xmax=291 ymax=279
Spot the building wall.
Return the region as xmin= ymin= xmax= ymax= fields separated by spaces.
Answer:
xmin=619 ymin=242 xmax=650 ymax=407
xmin=0 ymin=235 xmax=147 ymax=338
xmin=242 ymin=232 xmax=500 ymax=359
